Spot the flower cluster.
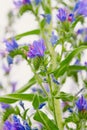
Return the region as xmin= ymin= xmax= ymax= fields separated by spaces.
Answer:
xmin=27 ymin=39 xmax=46 ymax=58
xmin=3 ymin=115 xmax=30 ymax=130
xmin=76 ymin=95 xmax=87 ymax=111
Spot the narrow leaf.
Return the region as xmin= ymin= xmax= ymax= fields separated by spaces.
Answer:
xmin=14 ymin=29 xmax=40 ymax=40
xmin=34 ymin=110 xmax=58 ymax=130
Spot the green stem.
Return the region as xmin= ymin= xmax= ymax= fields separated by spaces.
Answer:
xmin=47 ymin=74 xmax=57 ymax=124
xmin=29 ymin=63 xmax=48 ymax=96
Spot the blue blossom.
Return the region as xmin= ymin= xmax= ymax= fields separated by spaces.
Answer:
xmin=7 ymin=56 xmax=13 ymax=65
xmin=74 ymin=59 xmax=80 ymax=65
xmin=0 ymin=103 xmax=10 ymax=109
xmin=74 ymin=0 xmax=87 ymax=16
xmin=23 ymin=0 xmax=31 ymax=4
xmin=76 ymin=95 xmax=87 ymax=111
xmin=41 ymin=14 xmax=51 ymax=24
xmin=14 ymin=0 xmax=31 ymax=7
xmin=11 ymin=82 xmax=17 ymax=92
xmin=68 ymin=13 xmax=75 ymax=22
xmin=50 ymin=32 xmax=58 ymax=46
xmin=39 ymin=103 xmax=46 ymax=109
xmin=57 ymin=8 xmax=67 ymax=22
xmin=23 ymin=121 xmax=31 ymax=130
xmin=51 ymin=74 xmax=60 ymax=85
xmin=4 ymin=38 xmax=18 ymax=52
xmin=19 ymin=101 xmax=25 ymax=110
xmin=3 ymin=121 xmax=12 ymax=130
xmin=35 ymin=0 xmax=41 ymax=5
xmin=77 ymin=28 xmax=84 ymax=34
xmin=28 ymin=39 xmax=46 ymax=58
xmin=68 ymin=108 xmax=73 ymax=113
xmin=13 ymin=115 xmax=25 ymax=130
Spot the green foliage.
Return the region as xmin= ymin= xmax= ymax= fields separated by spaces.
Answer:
xmin=55 ymin=92 xmax=74 ymax=102
xmin=2 ymin=107 xmax=19 ymax=122
xmin=14 ymin=29 xmax=40 ymax=40
xmin=34 ymin=110 xmax=58 ymax=130
xmin=54 ymin=46 xmax=87 ymax=77
xmin=19 ymin=4 xmax=32 ymax=15
xmin=32 ymin=94 xmax=40 ymax=109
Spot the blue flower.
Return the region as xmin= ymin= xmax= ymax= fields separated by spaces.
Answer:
xmin=41 ymin=14 xmax=51 ymax=24
xmin=4 ymin=38 xmax=18 ymax=52
xmin=77 ymin=28 xmax=84 ymax=34
xmin=50 ymin=32 xmax=58 ymax=46
xmin=35 ymin=0 xmax=41 ymax=5
xmin=74 ymin=59 xmax=80 ymax=65
xmin=39 ymin=103 xmax=46 ymax=109
xmin=76 ymin=95 xmax=87 ymax=111
xmin=3 ymin=121 xmax=12 ymax=130
xmin=23 ymin=0 xmax=31 ymax=4
xmin=68 ymin=13 xmax=75 ymax=22
xmin=57 ymin=8 xmax=67 ymax=22
xmin=13 ymin=115 xmax=25 ymax=130
xmin=74 ymin=0 xmax=87 ymax=16
xmin=68 ymin=108 xmax=73 ymax=113
xmin=7 ymin=56 xmax=13 ymax=65
xmin=13 ymin=0 xmax=31 ymax=7
xmin=19 ymin=101 xmax=25 ymax=110
xmin=23 ymin=121 xmax=31 ymax=130
xmin=28 ymin=39 xmax=46 ymax=58
xmin=0 ymin=103 xmax=10 ymax=109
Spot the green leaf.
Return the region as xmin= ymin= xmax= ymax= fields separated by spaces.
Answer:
xmin=19 ymin=4 xmax=32 ymax=16
xmin=0 ymin=97 xmax=17 ymax=104
xmin=34 ymin=110 xmax=58 ymax=130
xmin=0 ymin=93 xmax=47 ymax=104
xmin=14 ymin=29 xmax=40 ymax=40
xmin=67 ymin=65 xmax=87 ymax=75
xmin=22 ymin=108 xmax=29 ymax=120
xmin=65 ymin=113 xmax=79 ymax=124
xmin=55 ymin=92 xmax=74 ymax=102
xmin=9 ymin=47 xmax=27 ymax=59
xmin=2 ymin=107 xmax=17 ymax=121
xmin=32 ymin=94 xmax=40 ymax=109
xmin=54 ymin=46 xmax=87 ymax=77
xmin=71 ymin=15 xmax=84 ymax=29
xmin=7 ymin=93 xmax=47 ymax=103
xmin=7 ymin=93 xmax=34 ymax=101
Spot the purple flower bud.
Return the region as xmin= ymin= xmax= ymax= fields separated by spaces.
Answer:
xmin=11 ymin=82 xmax=17 ymax=92
xmin=13 ymin=0 xmax=31 ymax=7
xmin=74 ymin=59 xmax=80 ymax=65
xmin=23 ymin=0 xmax=31 ymax=4
xmin=76 ymin=95 xmax=87 ymax=111
xmin=3 ymin=38 xmax=18 ymax=52
xmin=68 ymin=13 xmax=75 ymax=22
xmin=7 ymin=56 xmax=13 ymax=65
xmin=2 ymin=64 xmax=11 ymax=74
xmin=57 ymin=8 xmax=67 ymax=22
xmin=77 ymin=28 xmax=84 ymax=34
xmin=50 ymin=32 xmax=58 ymax=46
xmin=19 ymin=101 xmax=25 ymax=110
xmin=41 ymin=14 xmax=51 ymax=24
xmin=27 ymin=39 xmax=46 ymax=58
xmin=0 ymin=103 xmax=10 ymax=109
